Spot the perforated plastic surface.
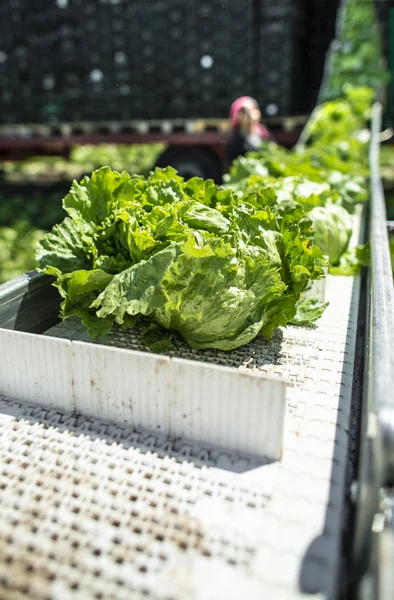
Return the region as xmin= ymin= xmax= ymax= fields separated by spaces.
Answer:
xmin=0 ymin=273 xmax=360 ymax=600
xmin=45 ymin=317 xmax=322 ymax=388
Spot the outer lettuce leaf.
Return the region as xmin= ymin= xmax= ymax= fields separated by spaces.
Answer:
xmin=36 ymin=216 xmax=93 ymax=274
xmin=63 ymin=167 xmax=132 ymax=225
xmin=326 ymin=172 xmax=368 ymax=214
xmin=308 ymin=205 xmax=353 ymax=266
xmin=140 ymin=322 xmax=177 ymax=352
xmin=223 ymin=154 xmax=270 ymax=184
xmin=182 ymin=201 xmax=230 ymax=234
xmin=289 ymin=297 xmax=329 ymax=326
xmin=55 ymin=269 xmax=114 ymax=338
xmin=329 ymin=243 xmax=370 ymax=276
xmin=91 ymin=239 xmax=286 ymax=350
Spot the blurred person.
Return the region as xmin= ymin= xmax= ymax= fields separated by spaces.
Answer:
xmin=226 ymin=96 xmax=272 ymax=165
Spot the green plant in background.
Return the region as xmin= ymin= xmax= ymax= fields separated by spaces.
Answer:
xmin=0 ymin=144 xmax=164 ymax=284
xmin=224 ymin=85 xmax=371 ymax=274
xmin=0 ymin=145 xmax=164 ymax=231
xmin=312 ymin=0 xmax=394 ymax=224
xmin=321 ymin=0 xmax=389 ymax=101
xmin=380 ymin=144 xmax=394 ymax=220
xmin=1 ymin=156 xmax=86 ymax=184
xmin=305 ymin=84 xmax=374 ymax=146
xmin=0 ymin=221 xmax=46 ymax=284
xmin=0 ymin=144 xmax=164 ymax=186
xmin=308 ymin=204 xmax=353 ymax=265
xmin=0 ymin=190 xmax=69 ymax=231
xmin=317 ymin=0 xmax=394 ymax=226
xmin=70 ymin=144 xmax=164 ymax=176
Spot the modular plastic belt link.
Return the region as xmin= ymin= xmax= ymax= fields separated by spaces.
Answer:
xmin=0 ymin=270 xmax=360 ymax=600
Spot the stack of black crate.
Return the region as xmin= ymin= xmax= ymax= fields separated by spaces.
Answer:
xmin=130 ymin=0 xmax=255 ymax=119
xmin=374 ymin=0 xmax=391 ymax=62
xmin=0 ymin=0 xmax=34 ymax=124
xmin=374 ymin=0 xmax=393 ymax=127
xmin=257 ymin=0 xmax=309 ymax=117
xmin=0 ymin=0 xmax=334 ymax=124
xmin=304 ymin=0 xmax=342 ymax=111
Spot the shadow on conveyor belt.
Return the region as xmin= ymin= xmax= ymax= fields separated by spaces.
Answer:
xmin=0 ymin=394 xmax=271 ymax=475
xmin=298 ymin=269 xmax=367 ymax=600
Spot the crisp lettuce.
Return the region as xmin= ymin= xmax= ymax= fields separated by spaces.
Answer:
xmin=290 ymin=296 xmax=329 ymax=327
xmin=37 ymin=166 xmax=326 ymax=349
xmin=329 ymin=243 xmax=370 ymax=276
xmin=308 ymin=205 xmax=353 ymax=266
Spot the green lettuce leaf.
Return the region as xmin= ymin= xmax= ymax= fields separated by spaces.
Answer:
xmin=329 ymin=243 xmax=370 ymax=276
xmin=289 ymin=296 xmax=329 ymax=327
xmin=91 ymin=239 xmax=286 ymax=350
xmin=36 ymin=217 xmax=93 ymax=275
xmin=308 ymin=204 xmax=353 ymax=266
xmin=55 ymin=268 xmax=114 ymax=338
xmin=63 ymin=167 xmax=132 ymax=225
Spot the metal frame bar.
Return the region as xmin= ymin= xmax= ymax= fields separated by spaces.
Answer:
xmin=368 ymin=103 xmax=394 ymax=484
xmin=0 ymin=271 xmax=60 ymax=333
xmin=351 ymin=103 xmax=394 ymax=591
xmin=0 ymin=129 xmax=303 ymax=162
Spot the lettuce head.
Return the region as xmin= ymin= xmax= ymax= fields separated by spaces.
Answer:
xmin=36 ymin=167 xmax=326 ymax=349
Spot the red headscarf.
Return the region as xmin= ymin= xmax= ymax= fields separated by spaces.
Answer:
xmin=229 ymin=96 xmax=270 ymax=139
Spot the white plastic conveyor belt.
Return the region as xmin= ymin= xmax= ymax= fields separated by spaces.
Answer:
xmin=0 ymin=269 xmax=360 ymax=600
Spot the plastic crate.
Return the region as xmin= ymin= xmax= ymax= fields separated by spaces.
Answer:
xmin=0 ymin=0 xmax=318 ymax=123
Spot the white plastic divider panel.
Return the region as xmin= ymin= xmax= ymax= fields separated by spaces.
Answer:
xmin=0 ymin=328 xmax=74 ymax=410
xmin=71 ymin=340 xmax=286 ymax=460
xmin=71 ymin=341 xmax=170 ymax=428
xmin=169 ymin=357 xmax=285 ymax=458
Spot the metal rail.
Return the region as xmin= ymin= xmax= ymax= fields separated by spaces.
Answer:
xmin=351 ymin=103 xmax=394 ymax=593
xmin=368 ymin=103 xmax=394 ymax=484
xmin=0 ymin=271 xmax=59 ymax=334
